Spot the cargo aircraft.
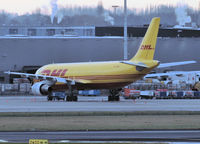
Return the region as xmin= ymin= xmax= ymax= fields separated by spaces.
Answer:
xmin=5 ymin=17 xmax=196 ymax=101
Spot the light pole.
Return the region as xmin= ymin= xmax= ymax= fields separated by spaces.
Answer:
xmin=124 ymin=0 xmax=128 ymax=60
xmin=112 ymin=5 xmax=119 ymax=16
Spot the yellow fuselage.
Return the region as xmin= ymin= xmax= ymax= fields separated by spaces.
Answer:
xmin=36 ymin=61 xmax=158 ymax=90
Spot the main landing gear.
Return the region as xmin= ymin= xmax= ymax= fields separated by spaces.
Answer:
xmin=47 ymin=90 xmax=78 ymax=101
xmin=47 ymin=81 xmax=78 ymax=102
xmin=47 ymin=93 xmax=53 ymax=101
xmin=66 ymin=81 xmax=78 ymax=102
xmin=66 ymin=89 xmax=78 ymax=102
xmin=108 ymin=88 xmax=121 ymax=101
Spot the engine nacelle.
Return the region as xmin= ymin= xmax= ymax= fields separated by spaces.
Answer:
xmin=194 ymin=82 xmax=200 ymax=91
xmin=32 ymin=82 xmax=52 ymax=95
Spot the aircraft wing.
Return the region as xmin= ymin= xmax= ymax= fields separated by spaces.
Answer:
xmin=157 ymin=61 xmax=196 ymax=68
xmin=145 ymin=72 xmax=180 ymax=79
xmin=4 ymin=71 xmax=91 ymax=84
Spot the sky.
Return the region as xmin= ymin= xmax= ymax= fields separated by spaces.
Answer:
xmin=0 ymin=0 xmax=199 ymax=15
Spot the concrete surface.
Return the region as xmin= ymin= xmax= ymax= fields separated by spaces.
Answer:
xmin=0 ymin=96 xmax=200 ymax=112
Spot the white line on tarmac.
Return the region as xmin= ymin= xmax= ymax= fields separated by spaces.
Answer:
xmin=58 ymin=141 xmax=200 ymax=144
xmin=59 ymin=140 xmax=133 ymax=143
xmin=0 ymin=140 xmax=8 ymax=143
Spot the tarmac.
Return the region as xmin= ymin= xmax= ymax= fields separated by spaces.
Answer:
xmin=1 ymin=96 xmax=200 ymax=143
xmin=0 ymin=96 xmax=200 ymax=112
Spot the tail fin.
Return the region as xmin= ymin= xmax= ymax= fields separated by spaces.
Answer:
xmin=130 ymin=17 xmax=160 ymax=61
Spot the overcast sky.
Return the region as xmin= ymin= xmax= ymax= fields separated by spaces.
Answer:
xmin=0 ymin=0 xmax=199 ymax=15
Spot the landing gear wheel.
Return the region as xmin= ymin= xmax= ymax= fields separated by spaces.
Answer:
xmin=108 ymin=96 xmax=113 ymax=101
xmin=66 ymin=96 xmax=72 ymax=101
xmin=66 ymin=96 xmax=78 ymax=102
xmin=114 ymin=96 xmax=120 ymax=101
xmin=47 ymin=90 xmax=54 ymax=101
xmin=108 ymin=89 xmax=121 ymax=101
xmin=65 ymin=81 xmax=78 ymax=102
xmin=108 ymin=95 xmax=120 ymax=101
xmin=72 ymin=96 xmax=78 ymax=101
xmin=47 ymin=95 xmax=53 ymax=101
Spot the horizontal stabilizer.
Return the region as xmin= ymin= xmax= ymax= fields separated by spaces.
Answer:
xmin=157 ymin=61 xmax=196 ymax=68
xmin=120 ymin=61 xmax=149 ymax=68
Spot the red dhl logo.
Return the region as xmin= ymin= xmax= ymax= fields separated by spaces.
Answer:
xmin=140 ymin=45 xmax=154 ymax=50
xmin=41 ymin=69 xmax=68 ymax=77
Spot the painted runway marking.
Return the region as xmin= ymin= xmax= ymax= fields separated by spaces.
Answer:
xmin=0 ymin=139 xmax=8 ymax=143
xmin=59 ymin=140 xmax=133 ymax=143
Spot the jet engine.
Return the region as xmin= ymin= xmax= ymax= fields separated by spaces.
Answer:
xmin=194 ymin=82 xmax=200 ymax=91
xmin=31 ymin=82 xmax=52 ymax=95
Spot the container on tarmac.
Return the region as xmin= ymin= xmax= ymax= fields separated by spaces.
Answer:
xmin=124 ymin=88 xmax=140 ymax=99
xmin=140 ymin=91 xmax=154 ymax=99
xmin=155 ymin=89 xmax=169 ymax=99
xmin=19 ymin=83 xmax=31 ymax=92
xmin=193 ymin=91 xmax=200 ymax=99
xmin=51 ymin=91 xmax=66 ymax=101
xmin=168 ymin=91 xmax=177 ymax=99
xmin=154 ymin=91 xmax=160 ymax=98
xmin=176 ymin=91 xmax=184 ymax=99
xmin=159 ymin=91 xmax=168 ymax=99
xmin=184 ymin=91 xmax=194 ymax=99
xmin=79 ymin=90 xmax=101 ymax=96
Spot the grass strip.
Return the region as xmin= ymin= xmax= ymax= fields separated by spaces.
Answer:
xmin=1 ymin=115 xmax=200 ymax=131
